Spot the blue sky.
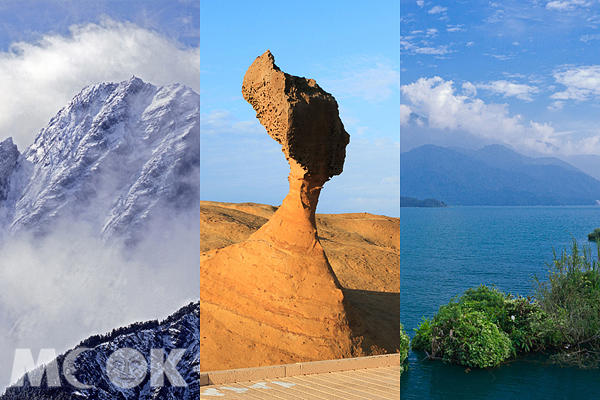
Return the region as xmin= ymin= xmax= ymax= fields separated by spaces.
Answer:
xmin=200 ymin=1 xmax=400 ymax=217
xmin=401 ymin=0 xmax=600 ymax=173
xmin=0 ymin=0 xmax=199 ymax=151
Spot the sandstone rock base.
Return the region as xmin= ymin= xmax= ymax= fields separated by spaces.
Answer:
xmin=200 ymin=161 xmax=372 ymax=371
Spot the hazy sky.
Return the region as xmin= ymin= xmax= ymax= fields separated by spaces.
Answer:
xmin=200 ymin=1 xmax=400 ymax=217
xmin=0 ymin=0 xmax=199 ymax=150
xmin=401 ymin=0 xmax=600 ymax=158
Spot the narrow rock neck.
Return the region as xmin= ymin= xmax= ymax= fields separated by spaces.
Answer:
xmin=250 ymin=160 xmax=329 ymax=252
xmin=288 ymin=159 xmax=329 ymax=227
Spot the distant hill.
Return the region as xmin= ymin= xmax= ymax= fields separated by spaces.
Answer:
xmin=400 ymin=144 xmax=600 ymax=206
xmin=400 ymin=196 xmax=446 ymax=207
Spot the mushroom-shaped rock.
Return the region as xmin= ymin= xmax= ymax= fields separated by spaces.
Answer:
xmin=200 ymin=51 xmax=379 ymax=372
xmin=242 ymin=50 xmax=349 ymax=178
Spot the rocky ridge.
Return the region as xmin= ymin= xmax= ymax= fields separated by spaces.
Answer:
xmin=0 ymin=76 xmax=199 ymax=243
xmin=0 ymin=302 xmax=199 ymax=400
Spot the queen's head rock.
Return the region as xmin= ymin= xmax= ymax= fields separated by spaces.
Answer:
xmin=242 ymin=50 xmax=349 ymax=179
xmin=200 ymin=51 xmax=380 ymax=372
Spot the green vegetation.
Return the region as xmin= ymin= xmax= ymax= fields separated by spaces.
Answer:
xmin=534 ymin=239 xmax=600 ymax=367
xmin=411 ymin=285 xmax=550 ymax=368
xmin=410 ymin=240 xmax=600 ymax=369
xmin=400 ymin=323 xmax=409 ymax=374
xmin=400 ymin=196 xmax=447 ymax=207
xmin=589 ymin=228 xmax=600 ymax=242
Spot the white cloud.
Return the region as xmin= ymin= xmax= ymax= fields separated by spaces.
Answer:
xmin=447 ymin=24 xmax=466 ymax=32
xmin=580 ymin=33 xmax=600 ymax=42
xmin=428 ymin=5 xmax=448 ymax=14
xmin=477 ymin=80 xmax=539 ymax=101
xmin=417 ymin=0 xmax=425 ymax=7
xmin=414 ymin=45 xmax=452 ymax=55
xmin=400 ymin=76 xmax=560 ymax=154
xmin=466 ymin=41 xmax=475 ymax=47
xmin=552 ymin=65 xmax=600 ymax=101
xmin=546 ymin=0 xmax=592 ymax=11
xmin=486 ymin=53 xmax=514 ymax=60
xmin=426 ymin=28 xmax=438 ymax=37
xmin=560 ymin=134 xmax=600 ymax=155
xmin=401 ymin=36 xmax=453 ymax=56
xmin=320 ymin=57 xmax=400 ymax=102
xmin=462 ymin=82 xmax=477 ymax=97
xmin=0 ymin=18 xmax=199 ymax=150
xmin=400 ymin=104 xmax=413 ymax=125
xmin=548 ymin=101 xmax=565 ymax=111
xmin=486 ymin=8 xmax=505 ymax=23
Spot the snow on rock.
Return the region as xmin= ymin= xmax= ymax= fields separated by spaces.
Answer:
xmin=1 ymin=302 xmax=199 ymax=400
xmin=0 ymin=76 xmax=199 ymax=243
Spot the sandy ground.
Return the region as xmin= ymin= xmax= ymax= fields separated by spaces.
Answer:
xmin=200 ymin=200 xmax=400 ymax=358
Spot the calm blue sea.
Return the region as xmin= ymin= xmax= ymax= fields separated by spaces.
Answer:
xmin=400 ymin=206 xmax=600 ymax=399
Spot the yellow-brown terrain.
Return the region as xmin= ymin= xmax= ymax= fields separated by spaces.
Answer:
xmin=200 ymin=200 xmax=400 ymax=370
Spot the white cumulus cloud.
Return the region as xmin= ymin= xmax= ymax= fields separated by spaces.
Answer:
xmin=400 ymin=104 xmax=413 ymax=125
xmin=400 ymin=76 xmax=559 ymax=154
xmin=0 ymin=18 xmax=199 ymax=150
xmin=462 ymin=82 xmax=477 ymax=97
xmin=477 ymin=80 xmax=539 ymax=101
xmin=580 ymin=33 xmax=600 ymax=42
xmin=552 ymin=65 xmax=600 ymax=101
xmin=200 ymin=109 xmax=263 ymax=136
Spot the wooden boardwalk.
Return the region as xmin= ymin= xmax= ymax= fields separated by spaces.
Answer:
xmin=200 ymin=365 xmax=400 ymax=399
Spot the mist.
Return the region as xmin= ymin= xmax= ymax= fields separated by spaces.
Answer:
xmin=0 ymin=207 xmax=199 ymax=391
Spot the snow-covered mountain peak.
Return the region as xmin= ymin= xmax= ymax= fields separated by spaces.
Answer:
xmin=1 ymin=77 xmax=199 ymax=242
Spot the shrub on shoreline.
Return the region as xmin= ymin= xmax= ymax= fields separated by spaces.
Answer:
xmin=534 ymin=239 xmax=600 ymax=367
xmin=400 ymin=323 xmax=409 ymax=374
xmin=411 ymin=240 xmax=600 ymax=369
xmin=411 ymin=285 xmax=552 ymax=368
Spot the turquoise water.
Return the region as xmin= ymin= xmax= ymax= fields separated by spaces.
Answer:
xmin=400 ymin=206 xmax=600 ymax=399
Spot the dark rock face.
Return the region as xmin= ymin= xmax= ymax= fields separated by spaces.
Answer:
xmin=242 ymin=50 xmax=349 ymax=178
xmin=0 ymin=138 xmax=20 ymax=203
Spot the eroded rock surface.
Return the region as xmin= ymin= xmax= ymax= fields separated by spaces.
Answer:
xmin=200 ymin=51 xmax=384 ymax=371
xmin=241 ymin=50 xmax=349 ymax=178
